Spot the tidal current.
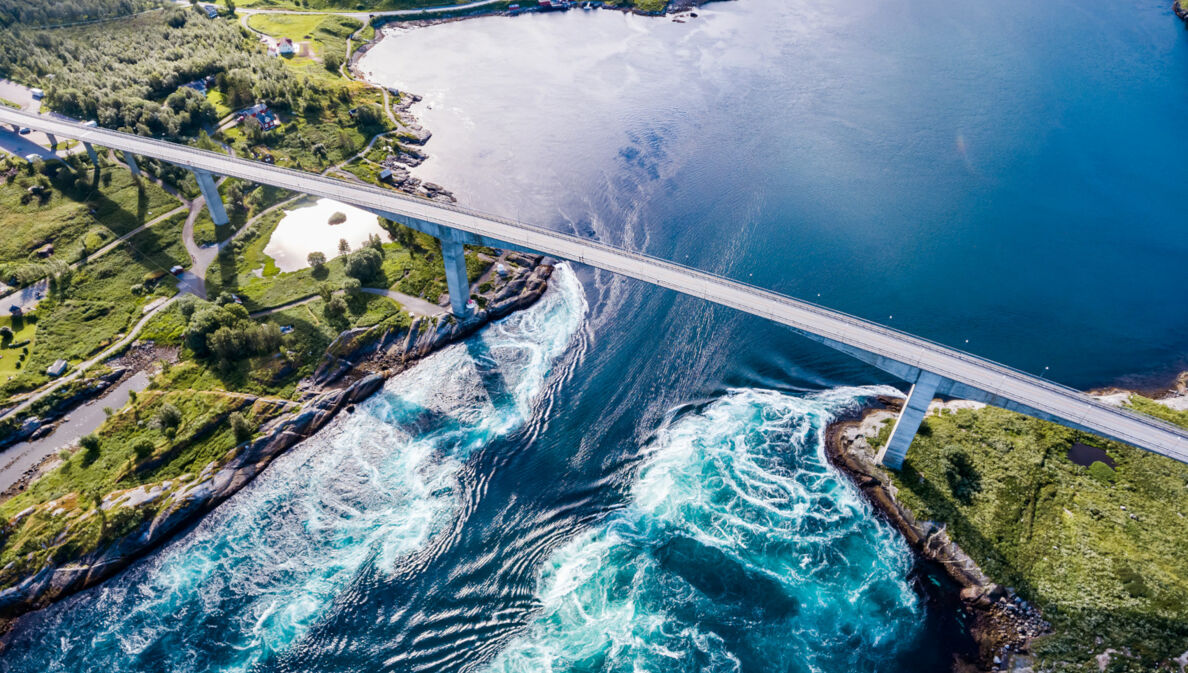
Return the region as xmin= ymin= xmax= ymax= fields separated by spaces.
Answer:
xmin=4 ymin=0 xmax=1188 ymax=670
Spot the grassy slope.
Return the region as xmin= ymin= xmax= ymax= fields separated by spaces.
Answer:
xmin=0 ymin=161 xmax=185 ymax=400
xmin=877 ymin=399 xmax=1188 ymax=671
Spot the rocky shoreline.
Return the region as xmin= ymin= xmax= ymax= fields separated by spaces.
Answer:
xmin=825 ymin=399 xmax=1048 ymax=672
xmin=0 ymin=261 xmax=553 ymax=633
xmin=824 ymin=375 xmax=1188 ymax=672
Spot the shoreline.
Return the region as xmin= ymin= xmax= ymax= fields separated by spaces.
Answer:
xmin=823 ymin=375 xmax=1188 ymax=672
xmin=0 ymin=262 xmax=555 ymax=634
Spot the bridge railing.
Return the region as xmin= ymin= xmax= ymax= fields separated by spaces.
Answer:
xmin=6 ymin=108 xmax=1184 ymax=445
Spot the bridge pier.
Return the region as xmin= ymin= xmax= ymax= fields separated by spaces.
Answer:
xmin=123 ymin=152 xmax=141 ymax=177
xmin=440 ymin=238 xmax=470 ymax=317
xmin=83 ymin=142 xmax=99 ymax=167
xmin=877 ymin=370 xmax=944 ymax=470
xmin=46 ymin=133 xmax=57 ymax=149
xmin=192 ymin=168 xmax=228 ymax=226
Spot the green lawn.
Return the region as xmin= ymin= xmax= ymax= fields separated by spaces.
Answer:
xmin=0 ymin=315 xmax=38 ymax=381
xmin=0 ymin=156 xmax=180 ymax=268
xmin=878 ymin=399 xmax=1188 ymax=671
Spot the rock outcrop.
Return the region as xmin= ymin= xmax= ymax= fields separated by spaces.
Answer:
xmin=0 ymin=263 xmax=553 ymax=627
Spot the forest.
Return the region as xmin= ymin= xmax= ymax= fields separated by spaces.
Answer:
xmin=0 ymin=0 xmax=165 ymax=27
xmin=0 ymin=7 xmax=320 ymax=138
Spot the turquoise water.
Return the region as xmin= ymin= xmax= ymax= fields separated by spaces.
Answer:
xmin=4 ymin=0 xmax=1188 ymax=669
xmin=486 ymin=388 xmax=922 ymax=673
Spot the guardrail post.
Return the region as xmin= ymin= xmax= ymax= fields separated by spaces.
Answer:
xmin=83 ymin=142 xmax=99 ymax=167
xmin=191 ymin=168 xmax=228 ymax=226
xmin=877 ymin=370 xmax=944 ymax=469
xmin=123 ymin=152 xmax=141 ymax=178
xmin=439 ymin=237 xmax=469 ymax=317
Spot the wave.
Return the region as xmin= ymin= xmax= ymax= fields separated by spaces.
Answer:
xmin=483 ymin=385 xmax=924 ymax=673
xmin=0 ymin=264 xmax=588 ymax=673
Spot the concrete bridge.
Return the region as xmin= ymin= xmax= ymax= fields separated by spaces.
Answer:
xmin=3 ymin=107 xmax=1186 ymax=469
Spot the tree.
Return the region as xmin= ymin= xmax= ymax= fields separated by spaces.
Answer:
xmin=366 ymin=233 xmax=383 ymax=251
xmin=208 ymin=325 xmax=246 ymax=363
xmin=354 ymin=104 xmax=382 ymax=127
xmin=324 ymin=295 xmax=347 ymax=318
xmin=225 ymin=0 xmax=236 ymax=16
xmin=338 ymin=238 xmax=351 ymax=255
xmin=342 ymin=277 xmax=362 ymax=298
xmin=318 ymin=283 xmax=334 ymax=303
xmin=307 ymin=251 xmax=326 ymax=268
xmin=0 ymin=326 xmax=12 ymax=345
xmin=345 ymin=247 xmax=383 ymax=282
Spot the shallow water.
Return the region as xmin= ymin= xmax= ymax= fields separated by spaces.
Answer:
xmin=263 ymin=198 xmax=385 ymax=272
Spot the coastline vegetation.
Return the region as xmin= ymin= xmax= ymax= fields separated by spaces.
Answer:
xmin=873 ymin=399 xmax=1188 ymax=671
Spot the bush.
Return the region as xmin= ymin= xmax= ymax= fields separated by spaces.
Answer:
xmin=79 ymin=433 xmax=101 ymax=464
xmin=942 ymin=444 xmax=982 ymax=504
xmin=230 ymin=411 xmax=252 ymax=442
xmin=307 ymin=251 xmax=326 ymax=268
xmin=0 ymin=326 xmax=12 ymax=345
xmin=324 ymin=295 xmax=347 ymax=318
xmin=342 ymin=278 xmax=361 ymax=298
xmin=328 ymin=212 xmax=347 ymax=225
xmin=344 ymin=247 xmax=383 ymax=282
xmin=132 ymin=439 xmax=155 ymax=460
xmin=156 ymin=403 xmax=182 ymax=431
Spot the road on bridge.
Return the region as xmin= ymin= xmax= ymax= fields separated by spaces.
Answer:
xmin=2 ymin=107 xmax=1186 ymax=465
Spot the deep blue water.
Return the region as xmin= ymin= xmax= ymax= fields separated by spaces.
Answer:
xmin=3 ymin=0 xmax=1187 ymax=670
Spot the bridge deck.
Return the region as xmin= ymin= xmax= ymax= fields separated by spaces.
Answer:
xmin=4 ymin=107 xmax=1186 ymax=464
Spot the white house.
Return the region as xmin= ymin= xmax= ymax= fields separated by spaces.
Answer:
xmin=278 ymin=38 xmax=296 ymax=56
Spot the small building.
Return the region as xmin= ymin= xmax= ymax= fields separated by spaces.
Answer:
xmin=204 ymin=4 xmax=218 ymax=18
xmin=379 ymin=168 xmax=393 ymax=182
xmin=279 ymin=325 xmax=294 ymax=335
xmin=278 ymin=38 xmax=296 ymax=56
xmin=46 ymin=359 xmax=68 ymax=377
xmin=29 ymin=88 xmax=43 ymax=99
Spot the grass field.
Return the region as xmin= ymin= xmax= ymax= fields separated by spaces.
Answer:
xmin=876 ymin=399 xmax=1188 ymax=671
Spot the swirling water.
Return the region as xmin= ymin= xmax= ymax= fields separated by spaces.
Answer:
xmin=5 ymin=0 xmax=1188 ymax=669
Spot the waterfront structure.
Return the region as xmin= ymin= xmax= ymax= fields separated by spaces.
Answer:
xmin=3 ymin=107 xmax=1185 ymax=469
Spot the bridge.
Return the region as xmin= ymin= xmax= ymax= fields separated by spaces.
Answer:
xmin=3 ymin=107 xmax=1186 ymax=469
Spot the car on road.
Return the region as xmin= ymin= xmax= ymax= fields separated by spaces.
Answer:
xmin=170 ymin=265 xmax=185 ymax=276
xmin=17 ymin=127 xmax=30 ymax=135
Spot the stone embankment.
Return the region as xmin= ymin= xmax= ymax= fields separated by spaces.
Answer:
xmin=825 ymin=398 xmax=1049 ymax=673
xmin=0 ymin=262 xmax=552 ymax=628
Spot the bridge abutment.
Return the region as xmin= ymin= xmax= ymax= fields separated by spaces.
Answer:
xmin=192 ymin=168 xmax=228 ymax=226
xmin=877 ymin=370 xmax=944 ymax=469
xmin=440 ymin=238 xmax=470 ymax=317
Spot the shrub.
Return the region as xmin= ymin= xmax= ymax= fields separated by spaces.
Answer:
xmin=132 ymin=439 xmax=155 ymax=459
xmin=0 ymin=326 xmax=12 ymax=345
xmin=324 ymin=295 xmax=347 ymax=318
xmin=342 ymin=278 xmax=361 ymax=298
xmin=156 ymin=403 xmax=182 ymax=431
xmin=942 ymin=444 xmax=982 ymax=504
xmin=79 ymin=433 xmax=101 ymax=464
xmin=307 ymin=251 xmax=326 ymax=268
xmin=230 ymin=411 xmax=252 ymax=442
xmin=328 ymin=212 xmax=347 ymax=225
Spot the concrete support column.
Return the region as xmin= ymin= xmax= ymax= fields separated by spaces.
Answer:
xmin=83 ymin=142 xmax=99 ymax=166
xmin=192 ymin=168 xmax=228 ymax=226
xmin=124 ymin=152 xmax=141 ymax=177
xmin=877 ymin=370 xmax=944 ymax=469
xmin=46 ymin=133 xmax=57 ymax=149
xmin=440 ymin=238 xmax=470 ymax=317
